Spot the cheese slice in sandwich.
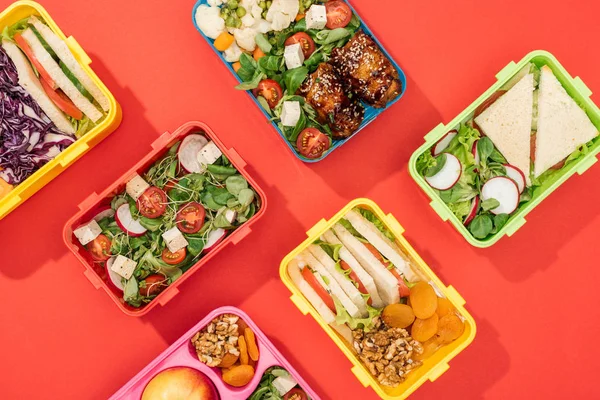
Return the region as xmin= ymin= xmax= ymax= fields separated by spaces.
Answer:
xmin=474 ymin=73 xmax=534 ymax=185
xmin=534 ymin=65 xmax=599 ymax=177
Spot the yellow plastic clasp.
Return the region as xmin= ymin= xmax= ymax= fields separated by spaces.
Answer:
xmin=428 ymin=362 xmax=449 ymax=382
xmin=351 ymin=365 xmax=372 ymax=387
xmin=445 ymin=285 xmax=466 ymax=308
xmin=306 ymin=218 xmax=328 ymax=239
xmin=290 ymin=294 xmax=310 ymax=315
xmin=385 ymin=213 xmax=405 ymax=236
xmin=60 ymin=142 xmax=89 ymax=167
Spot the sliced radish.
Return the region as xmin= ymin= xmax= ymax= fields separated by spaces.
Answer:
xmin=432 ymin=130 xmax=457 ymax=156
xmin=225 ymin=209 xmax=237 ymax=224
xmin=464 ymin=197 xmax=480 ymax=226
xmin=93 ymin=206 xmax=115 ymax=222
xmin=115 ymin=204 xmax=147 ymax=237
xmin=472 ymin=140 xmax=481 ymax=166
xmin=105 ymin=257 xmax=124 ymax=292
xmin=503 ymin=164 xmax=526 ymax=194
xmin=178 ymin=134 xmax=209 ymax=173
xmin=203 ymin=228 xmax=227 ymax=254
xmin=425 ymin=153 xmax=462 ymax=191
xmin=481 ymin=177 xmax=519 ymax=215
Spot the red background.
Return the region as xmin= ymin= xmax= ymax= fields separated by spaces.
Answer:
xmin=1 ymin=0 xmax=599 ymax=399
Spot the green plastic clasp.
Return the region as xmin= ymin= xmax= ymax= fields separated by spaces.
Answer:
xmin=430 ymin=199 xmax=452 ymax=222
xmin=504 ymin=217 xmax=527 ymax=237
xmin=576 ymin=155 xmax=598 ymax=175
xmin=424 ymin=123 xmax=447 ymax=145
xmin=495 ymin=61 xmax=518 ymax=81
xmin=573 ymin=76 xmax=593 ymax=98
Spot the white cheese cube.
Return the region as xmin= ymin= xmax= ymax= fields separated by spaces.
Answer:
xmin=198 ymin=141 xmax=223 ymax=166
xmin=126 ymin=174 xmax=150 ymax=201
xmin=74 ymin=220 xmax=102 ymax=246
xmin=305 ymin=5 xmax=327 ymax=30
xmin=162 ymin=227 xmax=189 ymax=253
xmin=110 ymin=255 xmax=137 ymax=280
xmin=284 ymin=43 xmax=304 ymax=69
xmin=272 ymin=375 xmax=298 ymax=396
xmin=281 ymin=101 xmax=301 ymax=127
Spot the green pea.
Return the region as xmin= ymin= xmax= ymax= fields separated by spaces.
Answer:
xmin=236 ymin=6 xmax=246 ymax=17
xmin=235 ymin=17 xmax=242 ymax=28
xmin=259 ymin=1 xmax=266 ymax=8
xmin=226 ymin=16 xmax=236 ymax=27
xmin=266 ymin=1 xmax=272 ymax=7
xmin=227 ymin=0 xmax=238 ymax=9
xmin=220 ymin=8 xmax=230 ymax=17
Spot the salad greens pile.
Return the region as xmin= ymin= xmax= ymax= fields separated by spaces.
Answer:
xmin=249 ymin=367 xmax=309 ymax=400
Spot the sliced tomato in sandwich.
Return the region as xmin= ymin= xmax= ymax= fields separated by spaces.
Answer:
xmin=339 ymin=260 xmax=372 ymax=305
xmin=302 ymin=267 xmax=336 ymax=313
xmin=13 ymin=33 xmax=58 ymax=90
xmin=364 ymin=243 xmax=410 ymax=298
xmin=40 ymin=78 xmax=83 ymax=120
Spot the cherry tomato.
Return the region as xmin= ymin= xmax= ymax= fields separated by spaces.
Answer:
xmin=365 ymin=243 xmax=411 ymax=298
xmin=139 ymin=274 xmax=168 ymax=297
xmin=284 ymin=388 xmax=308 ymax=400
xmin=164 ymin=179 xmax=179 ymax=193
xmin=302 ymin=267 xmax=335 ymax=312
xmin=285 ymin=32 xmax=316 ymax=58
xmin=325 ymin=1 xmax=353 ymax=29
xmin=177 ymin=202 xmax=206 ymax=234
xmin=137 ymin=187 xmax=167 ymax=218
xmin=161 ymin=248 xmax=186 ymax=265
xmin=339 ymin=260 xmax=372 ymax=305
xmin=40 ymin=79 xmax=83 ymax=120
xmin=296 ymin=128 xmax=330 ymax=159
xmin=253 ymin=79 xmax=283 ymax=109
xmin=88 ymin=234 xmax=111 ymax=261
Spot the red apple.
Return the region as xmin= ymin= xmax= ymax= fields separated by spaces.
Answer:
xmin=142 ymin=367 xmax=218 ymax=400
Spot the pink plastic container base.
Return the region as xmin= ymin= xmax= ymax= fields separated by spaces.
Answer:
xmin=110 ymin=306 xmax=320 ymax=399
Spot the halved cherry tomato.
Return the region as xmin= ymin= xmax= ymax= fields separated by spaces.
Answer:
xmin=364 ymin=243 xmax=410 ymax=297
xmin=164 ymin=179 xmax=179 ymax=193
xmin=88 ymin=234 xmax=111 ymax=261
xmin=13 ymin=33 xmax=57 ymax=89
xmin=284 ymin=388 xmax=308 ymax=400
xmin=325 ymin=1 xmax=353 ymax=29
xmin=40 ymin=79 xmax=83 ymax=120
xmin=339 ymin=260 xmax=372 ymax=305
xmin=302 ymin=267 xmax=335 ymax=312
xmin=285 ymin=32 xmax=316 ymax=58
xmin=137 ymin=187 xmax=167 ymax=219
xmin=296 ymin=128 xmax=330 ymax=159
xmin=161 ymin=248 xmax=186 ymax=265
xmin=253 ymin=79 xmax=283 ymax=109
xmin=139 ymin=274 xmax=168 ymax=297
xmin=177 ymin=201 xmax=206 ymax=234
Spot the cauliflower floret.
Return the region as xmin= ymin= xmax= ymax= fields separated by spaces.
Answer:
xmin=207 ymin=0 xmax=223 ymax=6
xmin=251 ymin=4 xmax=263 ymax=19
xmin=265 ymin=0 xmax=299 ymax=31
xmin=223 ymin=42 xmax=243 ymax=62
xmin=234 ymin=27 xmax=257 ymax=52
xmin=253 ymin=19 xmax=272 ymax=33
xmin=241 ymin=13 xmax=256 ymax=28
xmin=195 ymin=5 xmax=225 ymax=39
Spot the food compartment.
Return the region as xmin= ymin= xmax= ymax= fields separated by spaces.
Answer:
xmin=63 ymin=121 xmax=267 ymax=316
xmin=110 ymin=307 xmax=318 ymax=400
xmin=280 ymin=198 xmax=475 ymax=399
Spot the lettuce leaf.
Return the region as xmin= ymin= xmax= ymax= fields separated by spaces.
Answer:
xmin=334 ymin=299 xmax=381 ymax=332
xmin=444 ymin=123 xmax=481 ymax=167
xmin=447 ymin=200 xmax=472 ymax=223
xmin=317 ymin=241 xmax=342 ymax=261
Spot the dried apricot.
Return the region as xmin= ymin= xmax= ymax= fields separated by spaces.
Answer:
xmin=222 ymin=364 xmax=254 ymax=387
xmin=409 ymin=282 xmax=438 ymax=319
xmin=244 ymin=328 xmax=260 ymax=362
xmin=237 ymin=318 xmax=249 ymax=335
xmin=382 ymin=304 xmax=415 ymax=329
xmin=436 ymin=313 xmax=465 ymax=344
xmin=436 ymin=297 xmax=455 ymax=318
xmin=218 ymin=352 xmax=239 ymax=368
xmin=414 ymin=336 xmax=441 ymax=361
xmin=411 ymin=312 xmax=439 ymax=342
xmin=238 ymin=336 xmax=249 ymax=365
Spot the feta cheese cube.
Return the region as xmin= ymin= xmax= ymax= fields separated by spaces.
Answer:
xmin=198 ymin=141 xmax=223 ymax=166
xmin=73 ymin=220 xmax=102 ymax=246
xmin=162 ymin=227 xmax=189 ymax=253
xmin=281 ymin=101 xmax=301 ymax=127
xmin=110 ymin=255 xmax=137 ymax=280
xmin=284 ymin=43 xmax=304 ymax=69
xmin=305 ymin=5 xmax=327 ymax=30
xmin=126 ymin=174 xmax=150 ymax=201
xmin=272 ymin=374 xmax=298 ymax=396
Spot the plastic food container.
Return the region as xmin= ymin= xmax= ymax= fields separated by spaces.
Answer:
xmin=280 ymin=198 xmax=476 ymax=399
xmin=191 ymin=0 xmax=406 ymax=163
xmin=63 ymin=121 xmax=266 ymax=316
xmin=409 ymin=50 xmax=600 ymax=247
xmin=0 ymin=0 xmax=122 ymax=220
xmin=110 ymin=306 xmax=319 ymax=399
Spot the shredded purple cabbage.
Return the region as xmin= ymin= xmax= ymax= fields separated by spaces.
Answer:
xmin=0 ymin=44 xmax=75 ymax=184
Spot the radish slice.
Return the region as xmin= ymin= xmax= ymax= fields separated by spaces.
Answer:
xmin=481 ymin=177 xmax=519 ymax=215
xmin=432 ymin=130 xmax=457 ymax=156
xmin=472 ymin=140 xmax=481 ymax=166
xmin=115 ymin=204 xmax=147 ymax=237
xmin=503 ymin=164 xmax=526 ymax=193
xmin=464 ymin=197 xmax=480 ymax=226
xmin=225 ymin=209 xmax=237 ymax=224
xmin=178 ymin=134 xmax=209 ymax=173
xmin=93 ymin=206 xmax=115 ymax=222
xmin=203 ymin=228 xmax=227 ymax=253
xmin=425 ymin=153 xmax=462 ymax=191
xmin=105 ymin=257 xmax=124 ymax=292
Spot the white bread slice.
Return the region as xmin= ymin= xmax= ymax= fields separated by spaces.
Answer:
xmin=475 ymin=73 xmax=534 ymax=185
xmin=308 ymin=244 xmax=368 ymax=317
xmin=20 ymin=28 xmax=103 ymax=122
xmin=322 ymin=230 xmax=385 ymax=308
xmin=288 ymin=258 xmax=354 ymax=345
xmin=2 ymin=39 xmax=74 ymax=134
xmin=332 ymin=223 xmax=399 ymax=305
xmin=28 ymin=16 xmax=110 ymax=112
xmin=534 ymin=65 xmax=599 ymax=177
xmin=345 ymin=210 xmax=419 ymax=282
xmin=299 ymin=250 xmax=362 ymax=318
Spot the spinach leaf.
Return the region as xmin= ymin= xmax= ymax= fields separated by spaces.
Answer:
xmin=493 ymin=213 xmax=510 ymax=233
xmin=439 ymin=181 xmax=478 ymax=203
xmin=283 ymin=66 xmax=308 ymax=95
xmin=315 ymin=28 xmax=351 ymax=45
xmin=481 ymin=198 xmax=500 ymax=212
xmin=238 ymin=188 xmax=255 ymax=207
xmin=469 ymin=215 xmax=493 ymax=239
xmin=477 ymin=136 xmax=494 ymax=162
xmin=424 ymin=153 xmax=447 ymax=177
xmin=235 ymin=71 xmax=265 ymax=90
xmin=226 ymin=175 xmax=248 ymax=195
